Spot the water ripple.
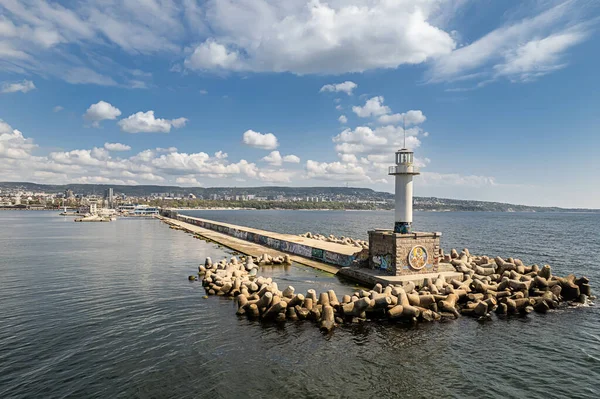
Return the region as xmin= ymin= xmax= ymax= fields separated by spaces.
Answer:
xmin=0 ymin=210 xmax=599 ymax=398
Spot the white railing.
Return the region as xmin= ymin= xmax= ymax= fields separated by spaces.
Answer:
xmin=388 ymin=165 xmax=420 ymax=174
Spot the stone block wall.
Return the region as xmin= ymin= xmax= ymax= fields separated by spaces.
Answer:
xmin=369 ymin=230 xmax=441 ymax=276
xmin=174 ymin=214 xmax=357 ymax=267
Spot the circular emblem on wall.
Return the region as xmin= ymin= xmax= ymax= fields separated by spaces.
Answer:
xmin=408 ymin=246 xmax=428 ymax=270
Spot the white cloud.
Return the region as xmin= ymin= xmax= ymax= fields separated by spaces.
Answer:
xmin=53 ymin=106 xmax=64 ymax=112
xmin=352 ymin=96 xmax=390 ymax=118
xmin=338 ymin=153 xmax=358 ymax=163
xmin=83 ymin=101 xmax=121 ymax=127
xmin=378 ymin=110 xmax=427 ymax=125
xmin=184 ymin=1 xmax=455 ymax=74
xmin=1 ymin=119 xmax=300 ymax=186
xmin=1 ymin=80 xmax=35 ymax=93
xmin=428 ymin=1 xmax=590 ymax=86
xmin=1 ymin=0 xmax=592 ymax=89
xmin=0 ymin=119 xmax=37 ymax=159
xmin=494 ymin=31 xmax=586 ymax=82
xmin=64 ymin=67 xmax=118 ymax=86
xmin=334 ymin=126 xmax=387 ymax=148
xmin=257 ymin=169 xmax=295 ymax=183
xmin=283 ymin=154 xmax=300 ymax=163
xmin=305 ymin=160 xmax=369 ymax=182
xmin=262 ymin=151 xmax=283 ymax=166
xmin=242 ymin=129 xmax=279 ymax=150
xmin=176 ymin=176 xmax=203 ymax=186
xmin=214 ymin=150 xmax=228 ymax=159
xmin=320 ymin=81 xmax=357 ymax=95
xmin=118 ymin=111 xmax=188 ymax=133
xmin=156 ymin=147 xmax=178 ymax=153
xmin=338 ymin=115 xmax=348 ymax=124
xmin=420 ymin=172 xmax=496 ymax=187
xmin=184 ymin=39 xmax=242 ymax=70
xmin=261 ymin=151 xmax=301 ymax=166
xmin=104 ymin=142 xmax=131 ymax=152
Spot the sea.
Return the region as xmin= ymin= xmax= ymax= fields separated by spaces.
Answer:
xmin=0 ymin=210 xmax=598 ymax=399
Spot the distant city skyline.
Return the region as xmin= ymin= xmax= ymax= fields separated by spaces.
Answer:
xmin=1 ymin=1 xmax=599 ymax=208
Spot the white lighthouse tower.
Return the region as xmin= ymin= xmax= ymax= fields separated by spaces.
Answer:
xmin=388 ymin=143 xmax=420 ymax=234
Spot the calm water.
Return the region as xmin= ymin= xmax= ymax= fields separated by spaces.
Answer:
xmin=1 ymin=210 xmax=599 ymax=399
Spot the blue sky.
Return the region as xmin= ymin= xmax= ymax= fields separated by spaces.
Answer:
xmin=0 ymin=0 xmax=599 ymax=208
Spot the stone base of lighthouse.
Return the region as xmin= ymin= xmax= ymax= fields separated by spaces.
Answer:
xmin=368 ymin=230 xmax=442 ymax=276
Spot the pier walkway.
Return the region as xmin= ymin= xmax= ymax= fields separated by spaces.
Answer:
xmin=160 ymin=215 xmax=351 ymax=274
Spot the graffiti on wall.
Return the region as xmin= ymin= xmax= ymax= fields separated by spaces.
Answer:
xmin=291 ymin=243 xmax=312 ymax=258
xmin=177 ymin=215 xmax=354 ymax=266
xmin=233 ymin=229 xmax=248 ymax=240
xmin=372 ymin=254 xmax=393 ymax=272
xmin=311 ymin=248 xmax=324 ymax=259
xmin=266 ymin=237 xmax=281 ymax=249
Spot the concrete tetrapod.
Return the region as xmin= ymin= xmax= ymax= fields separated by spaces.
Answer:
xmin=191 ymin=248 xmax=594 ymax=334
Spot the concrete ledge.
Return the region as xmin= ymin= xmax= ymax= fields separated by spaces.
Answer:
xmin=338 ymin=266 xmax=463 ymax=287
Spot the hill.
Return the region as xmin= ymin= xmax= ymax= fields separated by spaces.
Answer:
xmin=0 ymin=181 xmax=597 ymax=212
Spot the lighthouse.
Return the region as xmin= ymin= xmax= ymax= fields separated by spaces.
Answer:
xmin=389 ymin=147 xmax=420 ymax=234
xmin=366 ymin=131 xmax=441 ymax=276
xmin=366 ymin=140 xmax=441 ymax=276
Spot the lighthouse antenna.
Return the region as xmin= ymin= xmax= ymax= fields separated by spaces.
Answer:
xmin=403 ymin=114 xmax=406 ymax=149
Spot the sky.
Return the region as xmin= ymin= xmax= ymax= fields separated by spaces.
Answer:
xmin=0 ymin=0 xmax=599 ymax=208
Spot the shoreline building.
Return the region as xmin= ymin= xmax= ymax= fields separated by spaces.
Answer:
xmin=105 ymin=188 xmax=114 ymax=209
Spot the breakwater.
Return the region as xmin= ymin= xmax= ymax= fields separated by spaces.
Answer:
xmin=193 ymin=248 xmax=594 ymax=332
xmin=165 ymin=212 xmax=359 ymax=267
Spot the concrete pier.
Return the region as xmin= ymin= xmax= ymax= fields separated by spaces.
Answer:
xmin=166 ymin=213 xmax=360 ymax=265
xmin=160 ymin=215 xmax=342 ymax=274
xmin=160 ymin=213 xmax=463 ymax=286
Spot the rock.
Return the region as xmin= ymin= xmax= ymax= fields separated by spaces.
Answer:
xmin=303 ymin=297 xmax=314 ymax=311
xmin=495 ymin=303 xmax=508 ymax=315
xmin=534 ymin=276 xmax=548 ymax=289
xmin=474 ymin=301 xmax=489 ymax=317
xmin=318 ymin=292 xmax=330 ymax=307
xmin=328 ymin=290 xmax=340 ymax=307
xmin=320 ymin=305 xmax=335 ymax=332
xmin=387 ymin=305 xmax=404 ymax=319
xmin=538 ymin=265 xmax=552 ymax=279
xmin=263 ymin=301 xmax=287 ymax=320
xmin=286 ymin=306 xmax=298 ymax=321
xmin=534 ymin=299 xmax=550 ymax=313
xmin=439 ymin=293 xmax=460 ymax=317
xmin=580 ymin=283 xmax=592 ymax=297
xmin=288 ymin=294 xmax=305 ymax=308
xmin=560 ymin=278 xmax=581 ymax=301
xmin=282 ymin=286 xmax=295 ymax=298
